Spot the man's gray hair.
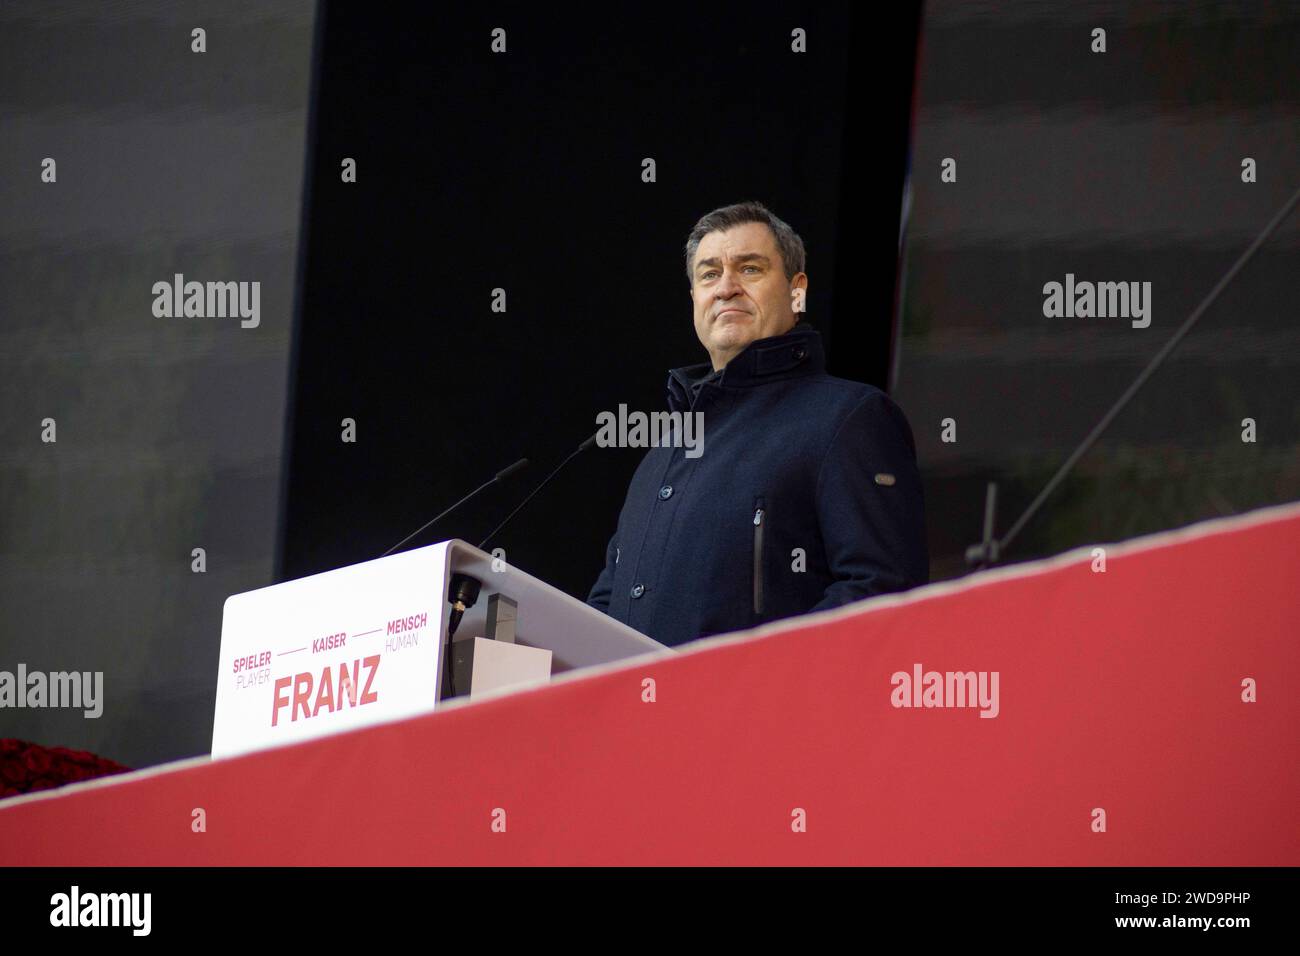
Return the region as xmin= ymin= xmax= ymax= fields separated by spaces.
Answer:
xmin=684 ymin=201 xmax=806 ymax=285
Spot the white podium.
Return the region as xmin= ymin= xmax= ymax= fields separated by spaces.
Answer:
xmin=212 ymin=540 xmax=666 ymax=758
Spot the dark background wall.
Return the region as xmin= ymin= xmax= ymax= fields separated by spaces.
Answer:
xmin=896 ymin=1 xmax=1299 ymax=579
xmin=280 ymin=2 xmax=922 ymax=603
xmin=0 ymin=1 xmax=316 ymax=770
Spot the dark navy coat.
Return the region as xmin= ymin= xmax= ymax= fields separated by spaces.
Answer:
xmin=586 ymin=324 xmax=928 ymax=647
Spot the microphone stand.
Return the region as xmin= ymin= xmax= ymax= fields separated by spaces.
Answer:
xmin=380 ymin=458 xmax=528 ymax=559
xmin=477 ymin=433 xmax=599 ymax=552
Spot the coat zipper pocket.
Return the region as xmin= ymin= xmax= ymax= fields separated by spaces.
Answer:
xmin=752 ymin=497 xmax=766 ymax=617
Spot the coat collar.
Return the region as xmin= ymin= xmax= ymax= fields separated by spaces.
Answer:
xmin=667 ymin=323 xmax=823 ymax=413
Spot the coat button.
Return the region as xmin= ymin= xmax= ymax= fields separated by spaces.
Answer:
xmin=792 ymin=346 xmax=807 ymax=361
xmin=658 ymin=485 xmax=673 ymax=500
xmin=630 ymin=583 xmax=645 ymax=598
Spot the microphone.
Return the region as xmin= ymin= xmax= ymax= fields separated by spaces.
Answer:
xmin=477 ymin=432 xmax=600 ymax=553
xmin=380 ymin=457 xmax=529 ymax=558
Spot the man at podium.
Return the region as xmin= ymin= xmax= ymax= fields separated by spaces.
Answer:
xmin=586 ymin=201 xmax=929 ymax=647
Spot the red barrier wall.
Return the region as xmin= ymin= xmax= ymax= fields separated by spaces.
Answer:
xmin=2 ymin=503 xmax=1297 ymax=865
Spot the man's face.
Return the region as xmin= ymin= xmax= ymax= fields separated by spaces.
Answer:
xmin=690 ymin=222 xmax=808 ymax=370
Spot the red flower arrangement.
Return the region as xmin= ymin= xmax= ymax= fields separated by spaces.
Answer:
xmin=0 ymin=738 xmax=131 ymax=799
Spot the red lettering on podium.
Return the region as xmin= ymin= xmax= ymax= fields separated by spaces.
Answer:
xmin=269 ymin=658 xmax=382 ymax=727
